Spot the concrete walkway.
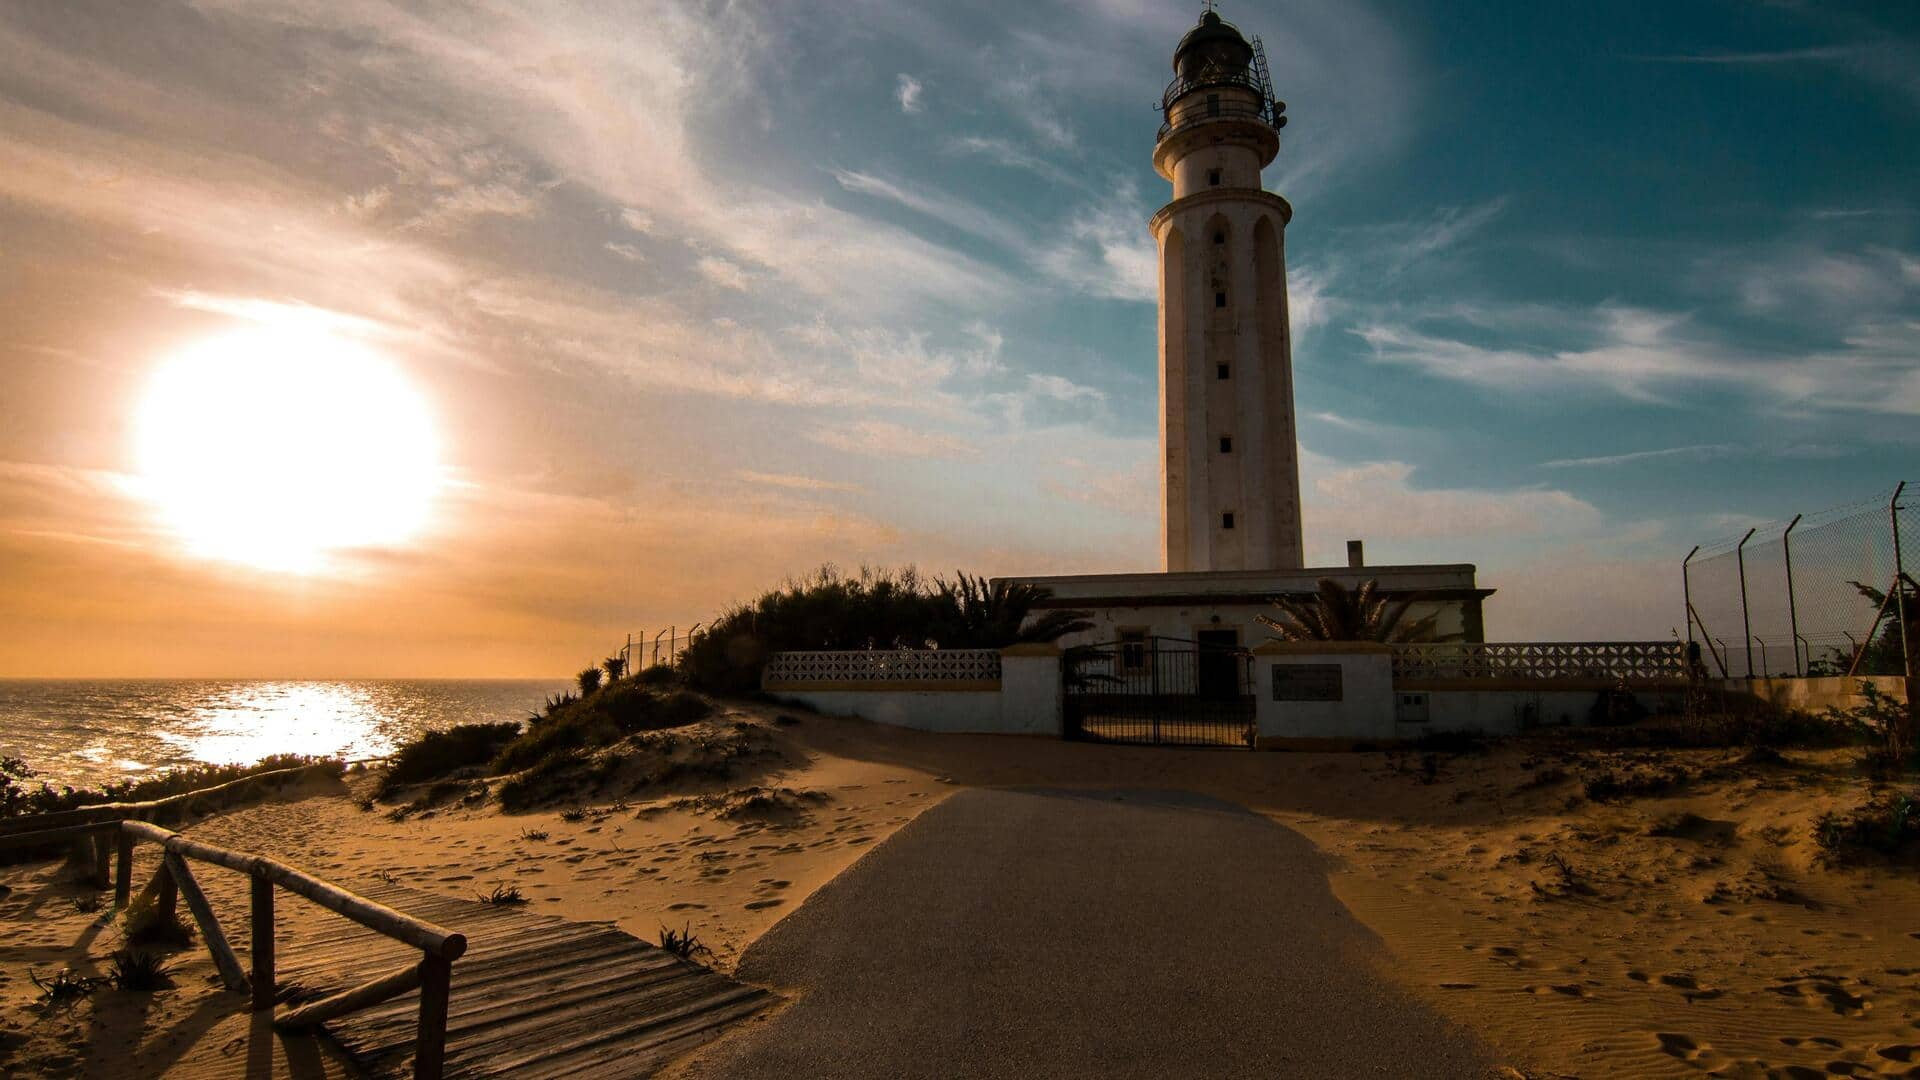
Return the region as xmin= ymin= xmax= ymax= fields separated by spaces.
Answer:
xmin=675 ymin=788 xmax=1494 ymax=1079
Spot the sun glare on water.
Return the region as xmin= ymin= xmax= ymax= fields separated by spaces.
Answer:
xmin=136 ymin=325 xmax=440 ymax=573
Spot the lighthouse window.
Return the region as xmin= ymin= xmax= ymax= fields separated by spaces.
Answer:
xmin=1214 ymin=291 xmax=1226 ymax=308
xmin=1216 ymin=363 xmax=1230 ymax=380
xmin=1207 ymin=168 xmax=1222 ymax=187
xmin=1207 ymin=94 xmax=1221 ymax=117
xmin=1213 ymin=231 xmax=1225 ymax=244
xmin=1219 ymin=436 xmax=1233 ymax=453
xmin=1221 ymin=511 xmax=1236 ymax=530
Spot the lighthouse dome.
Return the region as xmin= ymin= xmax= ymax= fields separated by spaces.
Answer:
xmin=1172 ymin=11 xmax=1254 ymax=79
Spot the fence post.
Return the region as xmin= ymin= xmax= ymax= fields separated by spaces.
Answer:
xmin=1682 ymin=546 xmax=1699 ymax=647
xmin=1735 ymin=528 xmax=1757 ymax=678
xmin=251 ymin=872 xmax=275 ymax=1012
xmin=114 ymin=829 xmax=133 ymax=907
xmin=1782 ymin=514 xmax=1803 ymax=676
xmin=1892 ymin=482 xmax=1910 ymax=679
xmin=415 ymin=954 xmax=452 ymax=1080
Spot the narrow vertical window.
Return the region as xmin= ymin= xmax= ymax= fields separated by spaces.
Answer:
xmin=1214 ymin=291 xmax=1226 ymax=308
xmin=1221 ymin=512 xmax=1235 ymax=530
xmin=1219 ymin=436 xmax=1233 ymax=453
xmin=1213 ymin=231 xmax=1225 ymax=244
xmin=1216 ymin=363 xmax=1229 ymax=380
xmin=1207 ymin=168 xmax=1222 ymax=187
xmin=1206 ymin=93 xmax=1220 ymax=117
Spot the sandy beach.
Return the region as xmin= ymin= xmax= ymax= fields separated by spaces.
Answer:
xmin=4 ymin=699 xmax=1919 ymax=1077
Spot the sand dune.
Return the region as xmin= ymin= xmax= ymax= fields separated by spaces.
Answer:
xmin=3 ymin=700 xmax=1918 ymax=1078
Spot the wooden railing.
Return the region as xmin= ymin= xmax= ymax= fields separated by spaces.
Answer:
xmin=0 ymin=812 xmax=466 ymax=1079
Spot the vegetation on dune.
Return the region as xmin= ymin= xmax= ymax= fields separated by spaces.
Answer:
xmin=679 ymin=564 xmax=1093 ymax=693
xmin=1258 ymin=577 xmax=1452 ymax=643
xmin=106 ymin=949 xmax=175 ymax=992
xmin=1806 ymin=576 xmax=1918 ymax=677
xmin=1817 ymin=792 xmax=1919 ymax=863
xmin=122 ymin=894 xmax=194 ymax=948
xmin=0 ymin=754 xmax=344 ymax=821
xmin=376 ymin=722 xmax=522 ymax=797
xmin=657 ymin=923 xmax=710 ymax=961
xmin=491 ymin=683 xmax=713 ymax=775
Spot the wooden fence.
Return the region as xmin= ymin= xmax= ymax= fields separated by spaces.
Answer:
xmin=0 ymin=776 xmax=466 ymax=1079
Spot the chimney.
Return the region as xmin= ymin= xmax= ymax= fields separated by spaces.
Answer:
xmin=1346 ymin=539 xmax=1365 ymax=568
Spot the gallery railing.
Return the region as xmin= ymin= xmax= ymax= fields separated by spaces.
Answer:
xmin=1391 ymin=642 xmax=1688 ymax=683
xmin=762 ymin=649 xmax=1002 ymax=688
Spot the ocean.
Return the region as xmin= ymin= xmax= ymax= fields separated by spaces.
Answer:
xmin=0 ymin=679 xmax=572 ymax=790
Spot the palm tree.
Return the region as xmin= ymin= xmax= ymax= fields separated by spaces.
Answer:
xmin=1256 ymin=577 xmax=1446 ymax=643
xmin=935 ymin=572 xmax=1094 ymax=648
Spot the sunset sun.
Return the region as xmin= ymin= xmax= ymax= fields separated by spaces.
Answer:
xmin=136 ymin=325 xmax=440 ymax=573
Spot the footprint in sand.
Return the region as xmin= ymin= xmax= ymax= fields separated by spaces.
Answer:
xmin=667 ymin=902 xmax=707 ymax=911
xmin=1524 ymin=984 xmax=1587 ymax=998
xmin=1877 ymin=1044 xmax=1920 ymax=1063
xmin=744 ymin=899 xmax=783 ymax=910
xmin=1653 ymin=1032 xmax=1712 ymax=1063
xmin=1780 ymin=1036 xmax=1843 ymax=1049
xmin=1769 ymin=977 xmax=1872 ymax=1017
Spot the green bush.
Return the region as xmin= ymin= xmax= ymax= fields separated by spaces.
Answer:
xmin=1 ymin=755 xmax=344 ymax=821
xmin=637 ymin=664 xmax=679 ymax=687
xmin=678 ymin=565 xmax=1091 ymax=694
xmin=1816 ymin=792 xmax=1919 ymax=862
xmin=492 ymin=685 xmax=712 ymax=776
xmin=378 ymin=723 xmax=522 ymax=797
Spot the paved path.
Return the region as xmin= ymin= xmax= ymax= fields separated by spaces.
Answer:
xmin=676 ymin=788 xmax=1494 ymax=1079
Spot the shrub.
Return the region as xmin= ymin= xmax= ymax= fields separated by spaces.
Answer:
xmin=678 ymin=564 xmax=1090 ymax=694
xmin=1816 ymin=792 xmax=1919 ymax=862
xmin=637 ymin=664 xmax=679 ymax=687
xmin=1 ymin=755 xmax=344 ymax=822
xmin=492 ymin=684 xmax=712 ymax=776
xmin=577 ymin=667 xmax=604 ymax=696
xmin=106 ymin=949 xmax=174 ymax=991
xmin=378 ymin=723 xmax=521 ymax=797
xmin=31 ymin=968 xmax=100 ymax=1006
xmin=559 ymin=808 xmax=587 ymax=823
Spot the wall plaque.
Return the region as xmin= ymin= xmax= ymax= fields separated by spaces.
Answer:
xmin=1272 ymin=663 xmax=1343 ymax=702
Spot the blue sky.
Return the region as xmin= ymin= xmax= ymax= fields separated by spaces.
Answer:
xmin=0 ymin=1 xmax=1916 ymax=673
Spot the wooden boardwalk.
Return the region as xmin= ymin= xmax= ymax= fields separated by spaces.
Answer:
xmin=275 ymin=882 xmax=773 ymax=1078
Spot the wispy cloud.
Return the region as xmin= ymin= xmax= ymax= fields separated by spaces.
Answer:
xmin=1540 ymin=444 xmax=1739 ymax=469
xmin=896 ymin=73 xmax=924 ymax=114
xmin=737 ymin=470 xmax=863 ymax=494
xmin=807 ymin=420 xmax=980 ymax=460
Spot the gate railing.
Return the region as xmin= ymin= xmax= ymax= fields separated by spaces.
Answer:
xmin=1391 ymin=641 xmax=1687 ymax=683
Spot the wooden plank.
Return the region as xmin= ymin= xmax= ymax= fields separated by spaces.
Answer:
xmin=277 ymin=962 xmax=423 ymax=1030
xmin=164 ymin=852 xmax=250 ymax=994
xmin=0 ymin=763 xmax=334 ymax=836
xmin=339 ymin=950 xmax=699 ymax=1037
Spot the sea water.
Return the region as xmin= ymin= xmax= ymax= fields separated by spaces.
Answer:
xmin=0 ymin=679 xmax=571 ymax=789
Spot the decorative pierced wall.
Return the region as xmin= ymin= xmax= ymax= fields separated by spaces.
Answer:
xmin=1391 ymin=642 xmax=1686 ymax=683
xmin=763 ymin=649 xmax=1003 ymax=689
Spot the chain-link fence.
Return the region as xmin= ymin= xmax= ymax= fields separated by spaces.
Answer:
xmin=1684 ymin=482 xmax=1914 ymax=679
xmin=619 ymin=628 xmax=702 ymax=674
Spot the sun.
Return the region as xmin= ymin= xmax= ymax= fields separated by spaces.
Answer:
xmin=136 ymin=325 xmax=440 ymax=573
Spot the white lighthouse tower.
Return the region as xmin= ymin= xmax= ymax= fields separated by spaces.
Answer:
xmin=1150 ymin=10 xmax=1302 ymax=573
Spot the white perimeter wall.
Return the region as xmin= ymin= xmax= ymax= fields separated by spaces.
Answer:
xmin=765 ymin=649 xmax=1062 ymax=736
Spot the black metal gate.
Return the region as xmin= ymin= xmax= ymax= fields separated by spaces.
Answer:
xmin=1062 ymin=636 xmax=1257 ymax=748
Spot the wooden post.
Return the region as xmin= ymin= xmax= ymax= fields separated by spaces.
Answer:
xmin=91 ymin=832 xmax=112 ymax=887
xmin=251 ymin=872 xmax=275 ymax=1012
xmin=157 ymin=861 xmax=178 ymax=922
xmin=415 ymin=954 xmax=452 ymax=1080
xmin=162 ymin=852 xmax=249 ymax=994
xmin=114 ymin=830 xmax=133 ymax=907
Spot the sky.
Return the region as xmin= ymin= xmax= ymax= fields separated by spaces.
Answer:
xmin=1 ymin=0 xmax=1917 ymax=677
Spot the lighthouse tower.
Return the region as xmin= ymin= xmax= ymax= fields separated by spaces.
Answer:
xmin=1151 ymin=10 xmax=1302 ymax=573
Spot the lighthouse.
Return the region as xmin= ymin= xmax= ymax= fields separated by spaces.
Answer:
xmin=1150 ymin=10 xmax=1302 ymax=573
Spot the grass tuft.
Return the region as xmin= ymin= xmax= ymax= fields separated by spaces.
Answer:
xmin=657 ymin=922 xmax=710 ymax=961
xmin=1815 ymin=792 xmax=1919 ymax=863
xmin=378 ymin=723 xmax=521 ymax=798
xmin=106 ymin=949 xmax=174 ymax=991
xmin=477 ymin=883 xmax=529 ymax=905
